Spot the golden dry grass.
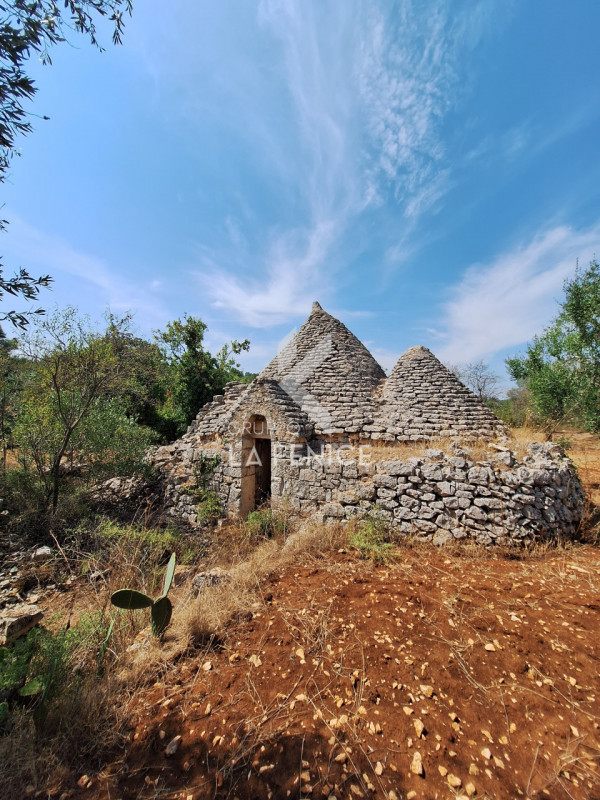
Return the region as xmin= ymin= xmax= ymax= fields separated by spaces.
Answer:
xmin=341 ymin=429 xmax=544 ymax=465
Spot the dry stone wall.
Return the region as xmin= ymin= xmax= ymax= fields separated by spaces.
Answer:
xmin=101 ymin=302 xmax=584 ymax=544
xmin=153 ymin=439 xmax=584 ymax=546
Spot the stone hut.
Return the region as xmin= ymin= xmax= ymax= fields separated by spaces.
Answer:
xmin=148 ymin=302 xmax=584 ymax=546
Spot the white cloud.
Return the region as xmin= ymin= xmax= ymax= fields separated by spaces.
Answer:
xmin=356 ymin=1 xmax=496 ymax=215
xmin=189 ymin=0 xmax=500 ymax=326
xmin=1 ymin=217 xmax=168 ymax=326
xmin=434 ymin=222 xmax=600 ymax=363
xmin=197 ymin=220 xmax=337 ymax=327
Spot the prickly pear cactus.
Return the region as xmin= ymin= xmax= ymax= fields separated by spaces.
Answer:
xmin=151 ymin=596 xmax=173 ymax=637
xmin=110 ymin=554 xmax=177 ymax=638
xmin=110 ymin=589 xmax=154 ymax=610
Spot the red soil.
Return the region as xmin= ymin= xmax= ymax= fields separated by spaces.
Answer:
xmin=87 ymin=543 xmax=600 ymax=800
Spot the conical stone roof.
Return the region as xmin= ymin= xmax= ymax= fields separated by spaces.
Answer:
xmin=259 ymin=302 xmax=386 ymax=435
xmin=377 ymin=345 xmax=506 ymax=439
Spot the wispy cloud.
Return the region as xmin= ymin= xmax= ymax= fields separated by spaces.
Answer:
xmin=1 ymin=217 xmax=168 ymax=326
xmin=185 ymin=0 xmax=499 ymax=326
xmin=197 ymin=220 xmax=338 ymax=327
xmin=433 ymin=222 xmax=600 ymax=363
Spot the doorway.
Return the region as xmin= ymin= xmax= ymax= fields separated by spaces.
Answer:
xmin=240 ymin=415 xmax=272 ymax=516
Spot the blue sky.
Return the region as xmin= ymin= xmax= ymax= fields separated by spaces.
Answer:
xmin=2 ymin=0 xmax=600 ymax=387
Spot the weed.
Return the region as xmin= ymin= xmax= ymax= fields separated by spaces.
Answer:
xmin=555 ymin=434 xmax=572 ymax=451
xmin=196 ymin=490 xmax=222 ymax=525
xmin=193 ymin=453 xmax=222 ymax=490
xmin=0 ymin=613 xmax=109 ymax=729
xmin=349 ymin=513 xmax=395 ymax=563
xmin=245 ymin=507 xmax=289 ymax=541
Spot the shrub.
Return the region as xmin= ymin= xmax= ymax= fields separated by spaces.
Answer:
xmin=196 ymin=490 xmax=222 ymax=525
xmin=350 ymin=513 xmax=395 ymax=564
xmin=0 ymin=613 xmax=109 ymax=730
xmin=245 ymin=507 xmax=289 ymax=541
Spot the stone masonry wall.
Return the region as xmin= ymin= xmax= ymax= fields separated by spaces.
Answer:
xmin=154 ymin=439 xmax=584 ymax=546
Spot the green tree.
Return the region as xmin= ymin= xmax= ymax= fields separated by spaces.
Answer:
xmin=155 ymin=315 xmax=251 ymax=432
xmin=15 ymin=307 xmax=153 ymax=510
xmin=0 ymin=0 xmax=133 ymax=326
xmin=0 ymin=0 xmax=132 ymax=180
xmin=103 ymin=313 xmax=178 ymax=440
xmin=0 ymin=324 xmax=21 ymax=472
xmin=506 ymin=259 xmax=600 ymax=436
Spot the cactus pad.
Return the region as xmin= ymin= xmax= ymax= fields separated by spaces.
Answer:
xmin=162 ymin=552 xmax=177 ymax=598
xmin=151 ymin=596 xmax=173 ymax=636
xmin=111 ymin=589 xmax=154 ymax=610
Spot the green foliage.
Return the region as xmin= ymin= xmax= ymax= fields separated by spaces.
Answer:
xmin=350 ymin=514 xmax=395 ymax=564
xmin=97 ymin=618 xmax=114 ymax=674
xmin=75 ymin=399 xmax=157 ymax=479
xmin=554 ymin=435 xmax=572 ymax=451
xmin=0 ymin=614 xmax=109 ymax=729
xmin=489 ymin=386 xmax=531 ymax=428
xmin=0 ymin=328 xmax=22 ymax=471
xmin=155 ymin=315 xmax=251 ymax=431
xmin=162 ymin=550 xmax=176 ymax=596
xmin=11 ymin=308 xmax=157 ymax=512
xmin=86 ymin=518 xmax=186 ymax=567
xmin=110 ymin=553 xmax=176 ymax=637
xmin=0 ymin=2 xmax=132 ymax=327
xmin=0 ymin=0 xmax=132 ymax=181
xmin=193 ymin=453 xmax=222 ymax=489
xmin=196 ymin=490 xmax=223 ymax=525
xmin=506 ymin=260 xmax=600 ymax=436
xmin=244 ymin=508 xmax=289 ymax=541
xmin=110 ymin=589 xmax=154 ymax=609
xmin=0 ymin=629 xmax=37 ymax=696
xmin=150 ymin=596 xmax=173 ymax=637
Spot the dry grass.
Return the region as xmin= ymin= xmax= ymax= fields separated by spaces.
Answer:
xmin=0 ymin=663 xmax=127 ymax=796
xmin=183 ymin=521 xmax=348 ymax=642
xmin=341 ymin=429 xmax=546 ymax=466
xmin=121 ymin=519 xmax=350 ymax=685
xmin=3 ymin=426 xmax=596 ymax=798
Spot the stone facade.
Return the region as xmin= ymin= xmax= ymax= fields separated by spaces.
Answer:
xmin=145 ymin=302 xmax=586 ymax=545
xmin=155 ymin=439 xmax=584 ymax=546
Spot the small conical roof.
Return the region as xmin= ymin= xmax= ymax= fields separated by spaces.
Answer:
xmin=379 ymin=345 xmax=505 ymax=438
xmin=259 ymin=302 xmax=385 ymax=434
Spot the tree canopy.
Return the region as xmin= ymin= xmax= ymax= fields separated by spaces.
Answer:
xmin=155 ymin=315 xmax=252 ymax=432
xmin=506 ymin=259 xmax=600 ymax=436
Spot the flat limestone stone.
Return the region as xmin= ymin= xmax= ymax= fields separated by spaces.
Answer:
xmin=0 ymin=605 xmax=43 ymax=645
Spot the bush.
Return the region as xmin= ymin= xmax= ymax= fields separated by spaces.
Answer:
xmin=0 ymin=613 xmax=123 ymax=795
xmin=350 ymin=514 xmax=395 ymax=564
xmin=196 ymin=490 xmax=222 ymax=525
xmin=0 ymin=614 xmax=109 ymax=730
xmin=245 ymin=507 xmax=289 ymax=541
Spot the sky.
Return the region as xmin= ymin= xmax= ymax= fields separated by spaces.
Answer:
xmin=2 ymin=0 xmax=600 ymax=390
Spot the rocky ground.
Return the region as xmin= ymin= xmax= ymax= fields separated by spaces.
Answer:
xmin=1 ymin=433 xmax=599 ymax=800
xmin=96 ymin=544 xmax=600 ymax=800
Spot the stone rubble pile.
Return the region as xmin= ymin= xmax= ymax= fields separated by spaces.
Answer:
xmin=0 ymin=540 xmax=53 ymax=644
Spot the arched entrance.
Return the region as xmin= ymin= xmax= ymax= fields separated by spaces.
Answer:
xmin=240 ymin=414 xmax=272 ymax=516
